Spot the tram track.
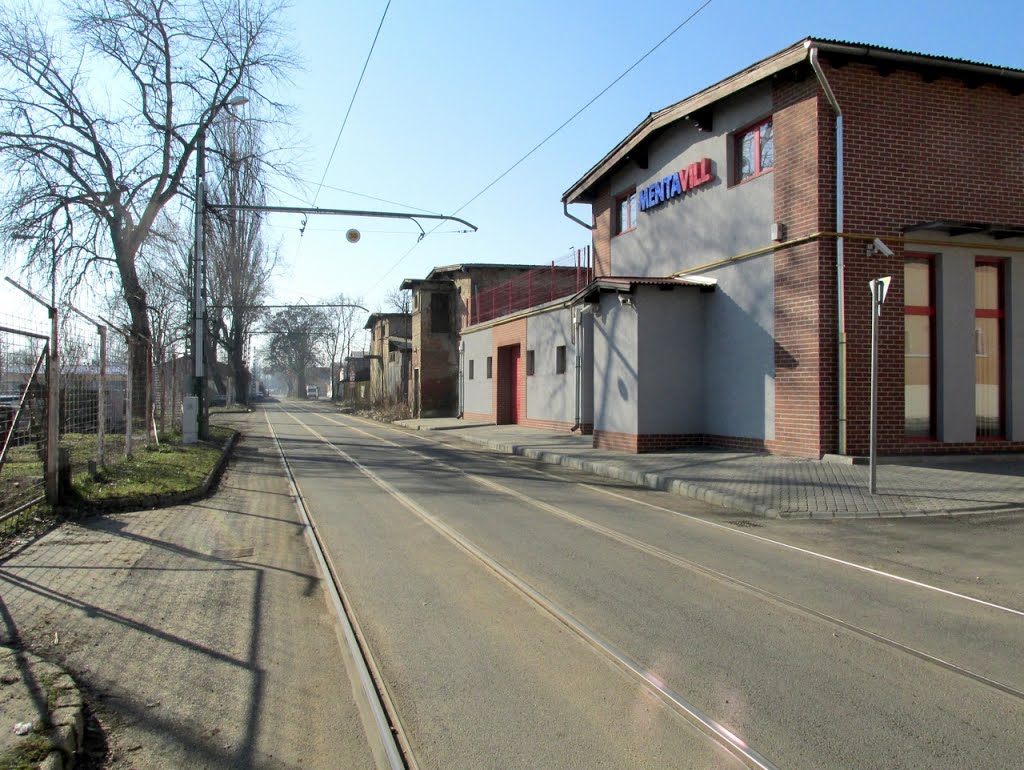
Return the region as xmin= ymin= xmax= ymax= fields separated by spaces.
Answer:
xmin=278 ymin=404 xmax=777 ymax=769
xmin=289 ymin=403 xmax=1024 ymax=705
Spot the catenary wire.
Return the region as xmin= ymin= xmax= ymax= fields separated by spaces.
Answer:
xmin=365 ymin=0 xmax=718 ymax=293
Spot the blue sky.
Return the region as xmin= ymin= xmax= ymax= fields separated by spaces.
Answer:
xmin=2 ymin=0 xmax=1022 ymax=329
xmin=266 ymin=0 xmax=1024 ymax=314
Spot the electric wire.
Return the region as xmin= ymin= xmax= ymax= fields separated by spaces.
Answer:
xmin=312 ymin=0 xmax=393 ymax=207
xmin=365 ymin=0 xmax=718 ymax=292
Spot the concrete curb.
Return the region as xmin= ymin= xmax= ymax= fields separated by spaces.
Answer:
xmin=447 ymin=434 xmax=785 ymax=519
xmin=0 ymin=647 xmax=84 ymax=770
xmin=58 ymin=431 xmax=240 ymax=517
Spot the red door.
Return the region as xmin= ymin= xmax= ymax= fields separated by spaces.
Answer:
xmin=498 ymin=344 xmax=521 ymax=424
xmin=508 ymin=345 xmax=521 ymax=424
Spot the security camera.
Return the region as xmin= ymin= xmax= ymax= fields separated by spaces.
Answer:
xmin=869 ymin=238 xmax=894 ymax=258
xmin=618 ymin=294 xmax=634 ymax=304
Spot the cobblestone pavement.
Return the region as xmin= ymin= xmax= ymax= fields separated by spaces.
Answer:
xmin=397 ymin=419 xmax=1024 ymax=518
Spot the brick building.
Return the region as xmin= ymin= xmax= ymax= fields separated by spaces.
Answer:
xmin=364 ymin=312 xmax=411 ymax=403
xmin=401 ymin=263 xmax=580 ymax=417
xmin=460 ymin=38 xmax=1024 ymax=457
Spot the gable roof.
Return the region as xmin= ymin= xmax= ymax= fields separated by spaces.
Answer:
xmin=562 ymin=37 xmax=1024 ymax=205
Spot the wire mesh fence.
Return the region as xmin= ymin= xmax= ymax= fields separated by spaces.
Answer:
xmin=471 ymin=248 xmax=593 ymax=325
xmin=1 ymin=299 xmax=187 ymax=534
xmin=0 ymin=311 xmax=50 ymax=534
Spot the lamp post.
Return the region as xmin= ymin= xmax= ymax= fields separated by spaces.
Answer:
xmin=192 ymin=95 xmax=248 ymax=441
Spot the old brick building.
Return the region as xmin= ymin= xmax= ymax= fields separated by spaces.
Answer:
xmin=460 ymin=38 xmax=1024 ymax=457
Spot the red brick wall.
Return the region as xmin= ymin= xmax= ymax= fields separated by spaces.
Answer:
xmin=591 ymin=184 xmax=612 ymax=277
xmin=826 ymin=61 xmax=1024 ymax=454
xmin=593 ymin=431 xmax=765 ymax=454
xmin=770 ymin=75 xmax=836 ymax=457
xmin=492 ymin=318 xmax=527 ymax=424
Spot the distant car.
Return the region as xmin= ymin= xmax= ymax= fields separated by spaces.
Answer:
xmin=209 ymin=393 xmax=227 ymax=407
xmin=305 ymin=385 xmax=319 ymax=399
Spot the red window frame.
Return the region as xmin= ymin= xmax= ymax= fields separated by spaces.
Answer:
xmin=733 ymin=117 xmax=774 ymax=184
xmin=903 ymin=253 xmax=936 ymax=440
xmin=613 ymin=189 xmax=637 ymax=236
xmin=975 ymin=258 xmax=1006 ymax=440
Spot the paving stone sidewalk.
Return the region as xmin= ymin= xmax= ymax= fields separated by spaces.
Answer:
xmin=397 ymin=419 xmax=1024 ymax=518
xmin=0 ymin=412 xmax=375 ymax=769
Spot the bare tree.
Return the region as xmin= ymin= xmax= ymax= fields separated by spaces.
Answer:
xmin=206 ymin=114 xmax=278 ymax=405
xmin=384 ymin=287 xmax=412 ymax=314
xmin=0 ymin=0 xmax=294 ymax=417
xmin=323 ymin=294 xmax=365 ymax=400
xmin=264 ymin=306 xmax=329 ymax=397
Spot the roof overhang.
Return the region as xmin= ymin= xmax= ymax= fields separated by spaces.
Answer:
xmin=576 ymin=275 xmax=718 ymax=303
xmin=563 ymin=37 xmax=1024 ymax=206
xmin=904 ymin=221 xmax=1024 ymax=240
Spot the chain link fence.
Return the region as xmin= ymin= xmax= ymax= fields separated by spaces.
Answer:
xmin=1 ymin=301 xmax=186 ymax=536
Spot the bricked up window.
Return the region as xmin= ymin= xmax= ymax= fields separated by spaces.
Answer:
xmin=904 ymin=256 xmax=935 ymax=439
xmin=486 ymin=356 xmax=493 ymax=379
xmin=526 ymin=350 xmax=535 ymax=376
xmin=735 ymin=118 xmax=773 ymax=183
xmin=614 ymin=189 xmax=638 ymax=235
xmin=975 ymin=259 xmax=1005 ymax=439
xmin=556 ymin=345 xmax=567 ymax=374
xmin=430 ymin=293 xmax=451 ymax=333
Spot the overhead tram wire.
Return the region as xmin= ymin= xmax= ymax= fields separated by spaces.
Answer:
xmin=365 ymin=0 xmax=717 ymax=294
xmin=312 ymin=0 xmax=393 ymax=207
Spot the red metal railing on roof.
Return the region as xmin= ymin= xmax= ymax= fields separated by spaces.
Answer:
xmin=470 ymin=247 xmax=592 ymax=325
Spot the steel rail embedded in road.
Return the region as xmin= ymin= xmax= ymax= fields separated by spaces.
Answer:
xmin=282 ymin=405 xmax=778 ymax=770
xmin=303 ymin=408 xmax=1024 ymax=705
xmin=264 ymin=410 xmax=413 ymax=770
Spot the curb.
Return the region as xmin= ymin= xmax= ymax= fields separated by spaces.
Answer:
xmin=0 ymin=647 xmax=84 ymax=770
xmin=58 ymin=431 xmax=240 ymax=517
xmin=446 ymin=434 xmax=783 ymax=519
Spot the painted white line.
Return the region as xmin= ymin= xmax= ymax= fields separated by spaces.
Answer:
xmin=264 ymin=409 xmax=409 ymax=770
xmin=285 ymin=410 xmax=775 ymax=770
xmin=310 ymin=412 xmax=1024 ymax=621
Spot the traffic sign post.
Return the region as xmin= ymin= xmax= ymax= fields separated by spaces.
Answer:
xmin=868 ymin=275 xmax=891 ymax=494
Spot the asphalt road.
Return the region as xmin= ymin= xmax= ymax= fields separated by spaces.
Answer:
xmin=268 ymin=400 xmax=1024 ymax=769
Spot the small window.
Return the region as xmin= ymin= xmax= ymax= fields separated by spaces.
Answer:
xmin=486 ymin=356 xmax=493 ymax=379
xmin=735 ymin=118 xmax=773 ymax=183
xmin=556 ymin=345 xmax=567 ymax=374
xmin=430 ymin=293 xmax=451 ymax=333
xmin=468 ymin=359 xmax=475 ymax=380
xmin=614 ymin=189 xmax=638 ymax=235
xmin=526 ymin=350 xmax=535 ymax=376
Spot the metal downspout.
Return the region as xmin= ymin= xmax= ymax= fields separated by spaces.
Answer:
xmin=563 ymin=201 xmax=594 ymax=231
xmin=808 ymin=42 xmax=847 ymax=455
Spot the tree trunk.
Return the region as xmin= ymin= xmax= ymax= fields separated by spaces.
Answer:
xmin=117 ymin=239 xmax=154 ymax=435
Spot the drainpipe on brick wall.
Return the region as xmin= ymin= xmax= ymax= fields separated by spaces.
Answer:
xmin=572 ymin=304 xmax=595 ymax=432
xmin=807 ymin=41 xmax=848 ymax=456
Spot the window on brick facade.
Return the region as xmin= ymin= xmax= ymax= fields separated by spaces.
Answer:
xmin=904 ymin=255 xmax=935 ymax=439
xmin=526 ymin=349 xmax=535 ymax=376
xmin=614 ymin=189 xmax=638 ymax=235
xmin=486 ymin=356 xmax=493 ymax=379
xmin=556 ymin=345 xmax=567 ymax=374
xmin=975 ymin=259 xmax=1005 ymax=439
xmin=735 ymin=118 xmax=773 ymax=183
xmin=468 ymin=359 xmax=474 ymax=380
xmin=430 ymin=293 xmax=451 ymax=333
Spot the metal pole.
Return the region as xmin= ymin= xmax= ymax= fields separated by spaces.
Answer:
xmin=125 ymin=337 xmax=134 ymax=458
xmin=97 ymin=325 xmax=106 ymax=467
xmin=869 ymin=280 xmax=881 ymax=494
xmin=194 ymin=129 xmax=208 ymax=440
xmin=46 ymin=293 xmax=59 ymax=504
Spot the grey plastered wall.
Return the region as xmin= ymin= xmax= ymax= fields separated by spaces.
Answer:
xmin=526 ymin=307 xmax=576 ymax=423
xmin=608 ymin=85 xmax=775 ymax=277
xmin=931 ymin=239 xmax=1024 ymax=442
xmin=591 ymin=293 xmax=639 ymax=434
xmin=636 ymin=286 xmax=704 ymax=433
xmin=702 ymin=254 xmax=775 ymax=440
xmin=461 ymin=327 xmax=493 ymax=416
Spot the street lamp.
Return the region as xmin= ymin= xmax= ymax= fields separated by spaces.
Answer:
xmin=191 ymin=94 xmax=248 ymax=442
